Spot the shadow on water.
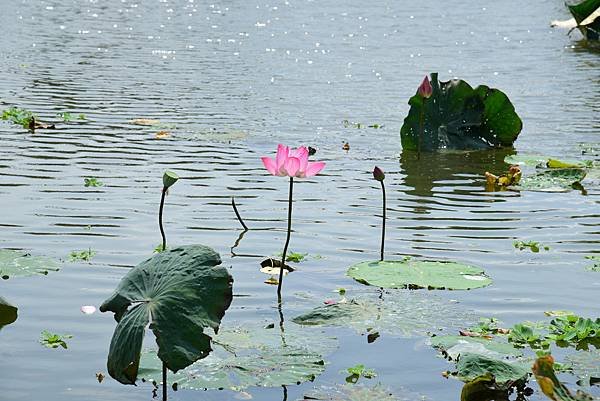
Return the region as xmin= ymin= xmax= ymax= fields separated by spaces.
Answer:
xmin=399 ymin=148 xmax=516 ymax=200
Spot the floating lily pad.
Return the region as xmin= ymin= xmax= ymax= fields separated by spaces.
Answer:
xmin=347 ymin=260 xmax=491 ymax=290
xmin=565 ymin=349 xmax=600 ymax=386
xmin=430 ymin=335 xmax=522 ymax=359
xmin=504 ymin=155 xmax=592 ymax=168
xmin=455 ymin=353 xmax=529 ymax=386
xmin=292 ymin=292 xmax=475 ymax=338
xmin=100 ymin=245 xmax=233 ymax=385
xmin=301 ymin=384 xmax=409 ymax=401
xmin=138 ymin=325 xmax=332 ymax=392
xmin=0 ymin=249 xmax=60 ymax=280
xmin=0 ymin=296 xmax=17 ymax=330
xmin=509 ymin=168 xmax=587 ymax=192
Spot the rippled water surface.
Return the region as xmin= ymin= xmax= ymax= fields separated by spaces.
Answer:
xmin=1 ymin=1 xmax=599 ymax=400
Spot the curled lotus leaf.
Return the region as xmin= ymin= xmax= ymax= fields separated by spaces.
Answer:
xmin=0 ymin=249 xmax=60 ymax=280
xmin=401 ymin=73 xmax=522 ymax=151
xmin=533 ymin=355 xmax=596 ymax=401
xmin=347 ymin=260 xmax=491 ymax=290
xmin=100 ymin=245 xmax=233 ymax=385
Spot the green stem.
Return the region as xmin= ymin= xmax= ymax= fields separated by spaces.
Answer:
xmin=380 ymin=180 xmax=386 ymax=262
xmin=277 ymin=177 xmax=294 ymax=302
xmin=418 ymin=108 xmax=423 ymax=160
xmin=162 ymin=362 xmax=167 ymax=401
xmin=159 ymin=188 xmax=167 ymax=251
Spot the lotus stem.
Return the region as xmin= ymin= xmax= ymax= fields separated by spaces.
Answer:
xmin=380 ymin=180 xmax=386 ymax=262
xmin=232 ymin=197 xmax=249 ymax=231
xmin=162 ymin=362 xmax=167 ymax=401
xmin=418 ymin=108 xmax=423 ymax=160
xmin=277 ymin=177 xmax=294 ymax=302
xmin=159 ymin=188 xmax=167 ymax=251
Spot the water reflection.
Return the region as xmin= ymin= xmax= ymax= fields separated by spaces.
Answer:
xmin=399 ymin=148 xmax=516 ymax=214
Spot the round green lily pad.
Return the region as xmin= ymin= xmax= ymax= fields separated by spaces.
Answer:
xmin=0 ymin=249 xmax=60 ymax=280
xmin=347 ymin=260 xmax=492 ymax=290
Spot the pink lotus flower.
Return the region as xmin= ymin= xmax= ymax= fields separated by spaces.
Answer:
xmin=261 ymin=144 xmax=326 ymax=178
xmin=418 ymin=75 xmax=433 ymax=98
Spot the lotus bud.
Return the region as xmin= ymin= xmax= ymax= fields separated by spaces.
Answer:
xmin=418 ymin=75 xmax=433 ymax=99
xmin=372 ymin=166 xmax=385 ymax=182
xmin=162 ymin=170 xmax=179 ymax=189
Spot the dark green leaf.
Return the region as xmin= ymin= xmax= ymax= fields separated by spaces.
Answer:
xmin=400 ymin=73 xmax=522 ymax=151
xmin=100 ymin=245 xmax=233 ymax=384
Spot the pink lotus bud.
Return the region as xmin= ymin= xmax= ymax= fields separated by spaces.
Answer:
xmin=372 ymin=166 xmax=385 ymax=182
xmin=418 ymin=75 xmax=432 ymax=98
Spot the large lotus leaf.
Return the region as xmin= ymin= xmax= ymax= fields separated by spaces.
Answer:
xmin=430 ymin=335 xmax=522 ymax=359
xmin=139 ymin=324 xmax=330 ymax=392
xmin=0 ymin=249 xmax=60 ymax=279
xmin=400 ymin=73 xmax=521 ymax=151
xmin=347 ymin=260 xmax=491 ymax=290
xmin=568 ymin=0 xmax=600 ymax=40
xmin=0 ymin=296 xmax=18 ymax=330
xmin=509 ymin=168 xmax=587 ymax=192
xmin=292 ymin=292 xmax=475 ymax=337
xmin=533 ymin=355 xmax=596 ymax=401
xmin=456 ymin=353 xmax=529 ymax=386
xmin=565 ymin=350 xmax=600 ymax=386
xmin=301 ymin=384 xmax=408 ymax=401
xmin=100 ymin=245 xmax=233 ymax=385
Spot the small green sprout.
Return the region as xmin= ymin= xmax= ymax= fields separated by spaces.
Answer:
xmin=78 ymin=113 xmax=86 ymax=120
xmin=274 ymin=251 xmax=307 ymax=263
xmin=154 ymin=244 xmax=169 ymax=253
xmin=40 ymin=330 xmax=73 ymax=349
xmin=84 ymin=177 xmax=103 ymax=187
xmin=57 ymin=112 xmax=72 ymax=122
xmin=69 ymin=248 xmax=96 ymax=262
xmin=345 ymin=364 xmax=377 ymax=383
xmin=513 ymin=240 xmax=549 ymax=253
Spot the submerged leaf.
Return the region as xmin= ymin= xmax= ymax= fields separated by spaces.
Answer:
xmin=293 ymin=292 xmax=475 ymax=337
xmin=100 ymin=245 xmax=233 ymax=384
xmin=509 ymin=168 xmax=587 ymax=192
xmin=138 ymin=325 xmax=334 ymax=391
xmin=302 ymin=384 xmax=407 ymax=401
xmin=533 ymin=355 xmax=596 ymax=401
xmin=347 ymin=260 xmax=491 ymax=290
xmin=0 ymin=250 xmax=60 ymax=280
xmin=565 ymin=349 xmax=600 ymax=387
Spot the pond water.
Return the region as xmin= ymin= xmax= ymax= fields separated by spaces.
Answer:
xmin=0 ymin=0 xmax=599 ymax=400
